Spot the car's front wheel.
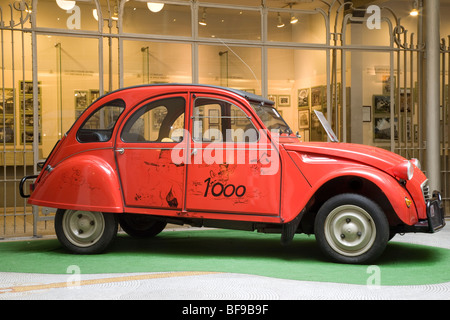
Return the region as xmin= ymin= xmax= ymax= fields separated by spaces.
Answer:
xmin=55 ymin=209 xmax=118 ymax=254
xmin=314 ymin=193 xmax=389 ymax=264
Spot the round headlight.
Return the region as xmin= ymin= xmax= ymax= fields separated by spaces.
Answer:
xmin=392 ymin=160 xmax=414 ymax=181
xmin=411 ymin=158 xmax=421 ymax=170
xmin=406 ymin=160 xmax=414 ymax=180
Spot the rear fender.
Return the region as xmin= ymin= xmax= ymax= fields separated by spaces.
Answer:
xmin=28 ymin=154 xmax=123 ymax=213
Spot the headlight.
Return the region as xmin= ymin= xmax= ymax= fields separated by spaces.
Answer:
xmin=411 ymin=158 xmax=421 ymax=170
xmin=392 ymin=160 xmax=414 ymax=181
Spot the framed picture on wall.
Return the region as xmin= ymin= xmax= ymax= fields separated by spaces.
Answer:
xmin=208 ymin=109 xmax=220 ymax=125
xmin=362 ymin=106 xmax=371 ymax=122
xmin=373 ymin=95 xmax=390 ymax=114
xmin=89 ymin=89 xmax=100 ymax=104
xmin=311 ymin=86 xmax=323 ymax=106
xmin=268 ymin=94 xmax=277 ymax=108
xmin=399 ymin=89 xmax=412 ymax=113
xmin=374 ymin=116 xmax=398 ymax=140
xmin=298 ymin=109 xmax=310 ymax=129
xmin=278 ymin=95 xmax=290 ymax=107
xmin=298 ymin=88 xmax=309 ymax=107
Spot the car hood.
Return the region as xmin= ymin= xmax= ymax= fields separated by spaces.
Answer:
xmin=283 ymin=142 xmax=407 ymax=176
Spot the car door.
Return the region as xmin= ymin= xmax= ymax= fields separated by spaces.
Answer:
xmin=185 ymin=93 xmax=281 ymax=217
xmin=115 ymin=94 xmax=187 ymax=210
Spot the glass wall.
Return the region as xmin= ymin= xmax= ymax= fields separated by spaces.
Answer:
xmin=123 ymin=40 xmax=192 ymax=87
xmin=198 ymin=44 xmax=261 ymax=94
xmin=37 ymin=35 xmax=100 ymax=157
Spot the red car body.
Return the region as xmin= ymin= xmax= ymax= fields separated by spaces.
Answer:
xmin=21 ymin=84 xmax=445 ymax=263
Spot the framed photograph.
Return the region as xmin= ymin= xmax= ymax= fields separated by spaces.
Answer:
xmin=374 ymin=116 xmax=398 ymax=140
xmin=0 ymin=122 xmax=14 ymax=143
xmin=75 ymin=90 xmax=88 ymax=109
xmin=89 ymin=89 xmax=100 ymax=104
xmin=1 ymin=88 xmax=15 ymax=114
xmin=268 ymin=94 xmax=277 ymax=108
xmin=382 ymin=75 xmax=395 ymax=95
xmin=278 ymin=95 xmax=290 ymax=107
xmin=208 ymin=109 xmax=220 ymax=125
xmin=399 ymin=89 xmax=412 ymax=113
xmin=298 ymin=109 xmax=310 ymax=129
xmin=373 ymin=95 xmax=390 ymax=114
xmin=311 ymin=86 xmax=323 ymax=106
xmin=298 ymin=88 xmax=310 ymax=108
xmin=362 ymin=106 xmax=371 ymax=122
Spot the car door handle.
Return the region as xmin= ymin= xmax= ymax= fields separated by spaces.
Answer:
xmin=115 ymin=148 xmax=125 ymax=155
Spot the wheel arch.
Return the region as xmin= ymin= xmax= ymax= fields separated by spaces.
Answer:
xmin=28 ymin=153 xmax=124 ymax=213
xmin=299 ymin=174 xmax=404 ymax=234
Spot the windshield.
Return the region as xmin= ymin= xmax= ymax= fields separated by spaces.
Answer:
xmin=250 ymin=103 xmax=293 ymax=135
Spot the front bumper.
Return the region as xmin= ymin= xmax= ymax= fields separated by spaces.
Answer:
xmin=400 ymin=190 xmax=446 ymax=233
xmin=425 ymin=191 xmax=446 ymax=232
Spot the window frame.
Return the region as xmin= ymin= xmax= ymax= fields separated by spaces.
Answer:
xmin=76 ymin=99 xmax=126 ymax=143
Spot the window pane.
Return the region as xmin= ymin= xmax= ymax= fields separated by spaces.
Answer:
xmin=122 ymin=97 xmax=185 ymax=143
xmin=77 ymin=99 xmax=125 ymax=142
xmin=193 ymin=98 xmax=258 ymax=143
xmin=123 ymin=40 xmax=192 ymax=87
xmin=37 ymin=35 xmax=99 ymax=155
xmin=36 ymin=0 xmax=98 ymax=31
xmin=198 ymin=7 xmax=261 ymax=41
xmin=123 ymin=1 xmax=192 ymax=37
xmin=267 ymin=10 xmax=326 ymax=44
xmin=198 ymin=44 xmax=261 ymax=94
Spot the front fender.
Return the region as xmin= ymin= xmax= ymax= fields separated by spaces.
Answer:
xmin=28 ymin=154 xmax=123 ymax=213
xmin=287 ymin=151 xmax=418 ymax=226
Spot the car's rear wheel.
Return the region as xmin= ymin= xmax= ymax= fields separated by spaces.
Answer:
xmin=119 ymin=213 xmax=167 ymax=238
xmin=55 ymin=209 xmax=118 ymax=254
xmin=314 ymin=193 xmax=389 ymax=264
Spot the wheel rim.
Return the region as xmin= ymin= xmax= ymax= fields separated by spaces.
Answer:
xmin=62 ymin=210 xmax=105 ymax=248
xmin=324 ymin=205 xmax=376 ymax=257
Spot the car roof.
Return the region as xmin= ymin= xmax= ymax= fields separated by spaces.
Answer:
xmin=101 ymin=83 xmax=275 ymax=106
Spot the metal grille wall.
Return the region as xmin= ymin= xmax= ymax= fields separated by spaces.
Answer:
xmin=0 ymin=2 xmax=40 ymax=238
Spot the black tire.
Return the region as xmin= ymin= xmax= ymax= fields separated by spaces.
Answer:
xmin=119 ymin=213 xmax=167 ymax=238
xmin=55 ymin=209 xmax=118 ymax=254
xmin=314 ymin=193 xmax=389 ymax=264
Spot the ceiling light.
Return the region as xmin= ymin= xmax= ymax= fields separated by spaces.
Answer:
xmin=290 ymin=14 xmax=298 ymax=24
xmin=410 ymin=0 xmax=419 ymax=16
xmin=56 ymin=0 xmax=76 ymax=10
xmin=147 ymin=2 xmax=164 ymax=13
xmin=199 ymin=8 xmax=207 ymax=26
xmin=277 ymin=13 xmax=285 ymax=28
xmin=289 ymin=4 xmax=298 ymax=24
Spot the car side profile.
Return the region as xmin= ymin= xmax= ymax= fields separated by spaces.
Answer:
xmin=20 ymin=84 xmax=445 ymax=264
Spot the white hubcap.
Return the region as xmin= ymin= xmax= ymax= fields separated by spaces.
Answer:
xmin=324 ymin=205 xmax=376 ymax=257
xmin=62 ymin=210 xmax=105 ymax=247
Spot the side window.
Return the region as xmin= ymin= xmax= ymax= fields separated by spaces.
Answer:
xmin=121 ymin=97 xmax=185 ymax=143
xmin=77 ymin=99 xmax=125 ymax=143
xmin=193 ymin=98 xmax=258 ymax=143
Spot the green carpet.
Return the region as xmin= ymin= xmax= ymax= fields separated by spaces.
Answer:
xmin=1 ymin=229 xmax=449 ymax=286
